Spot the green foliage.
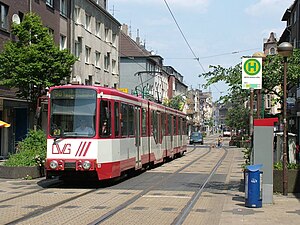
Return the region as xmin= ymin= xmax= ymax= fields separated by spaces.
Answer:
xmin=163 ymin=95 xmax=185 ymax=111
xmin=241 ymin=147 xmax=252 ymax=170
xmin=4 ymin=130 xmax=46 ymax=167
xmin=200 ymin=49 xmax=300 ymax=105
xmin=0 ymin=13 xmax=76 ymax=112
xmin=274 ymin=162 xmax=300 ymax=170
xmin=226 ymin=103 xmax=250 ymax=132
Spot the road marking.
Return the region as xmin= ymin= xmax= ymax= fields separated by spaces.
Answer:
xmin=142 ymin=195 xmax=191 ymax=199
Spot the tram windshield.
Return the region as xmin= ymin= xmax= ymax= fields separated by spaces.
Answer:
xmin=49 ymin=88 xmax=97 ymax=137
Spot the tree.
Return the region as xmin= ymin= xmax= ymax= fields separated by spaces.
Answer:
xmin=163 ymin=95 xmax=185 ymax=111
xmin=0 ymin=13 xmax=76 ymax=115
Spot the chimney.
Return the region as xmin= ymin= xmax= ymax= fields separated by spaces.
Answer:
xmin=136 ymin=29 xmax=140 ymax=45
xmin=122 ymin=24 xmax=128 ymax=35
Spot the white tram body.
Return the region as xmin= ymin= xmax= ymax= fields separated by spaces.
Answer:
xmin=45 ymin=85 xmax=187 ymax=180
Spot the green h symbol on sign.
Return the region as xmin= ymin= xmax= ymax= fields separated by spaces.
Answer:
xmin=244 ymin=59 xmax=261 ymax=76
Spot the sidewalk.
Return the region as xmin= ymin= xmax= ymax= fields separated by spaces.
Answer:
xmin=219 ymin=146 xmax=300 ymax=225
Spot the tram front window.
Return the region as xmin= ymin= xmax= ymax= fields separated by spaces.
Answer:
xmin=50 ymin=88 xmax=96 ymax=137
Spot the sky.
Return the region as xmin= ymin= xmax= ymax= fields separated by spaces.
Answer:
xmin=108 ymin=0 xmax=293 ymax=101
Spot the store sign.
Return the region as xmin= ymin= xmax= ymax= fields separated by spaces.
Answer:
xmin=242 ymin=57 xmax=262 ymax=89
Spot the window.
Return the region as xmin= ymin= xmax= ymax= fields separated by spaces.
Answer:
xmin=95 ymin=51 xmax=101 ymax=68
xmin=173 ymin=116 xmax=177 ymax=135
xmin=114 ymin=102 xmax=120 ymax=137
xmin=269 ymin=47 xmax=275 ymax=55
xmin=128 ymin=105 xmax=134 ymax=135
xmin=0 ymin=3 xmax=8 ymax=30
xmin=75 ymin=41 xmax=81 ymax=58
xmin=152 ymin=110 xmax=159 ymax=144
xmin=142 ymin=108 xmax=147 ymax=136
xmin=96 ymin=21 xmax=101 ymax=38
xmin=60 ymin=35 xmax=66 ymax=50
xmin=266 ymin=94 xmax=272 ymax=109
xmin=105 ymin=27 xmax=109 ymax=42
xmin=112 ymin=33 xmax=117 ymax=46
xmin=60 ymin=0 xmax=67 ymax=16
xmin=100 ymin=100 xmax=111 ymax=137
xmin=85 ymin=14 xmax=91 ymax=32
xmin=85 ymin=46 xmax=91 ymax=64
xmin=112 ymin=59 xmax=116 ymax=73
xmin=46 ymin=0 xmax=54 ymax=7
xmin=121 ymin=103 xmax=128 ymax=136
xmin=104 ymin=53 xmax=110 ymax=70
xmin=75 ymin=7 xmax=80 ymax=24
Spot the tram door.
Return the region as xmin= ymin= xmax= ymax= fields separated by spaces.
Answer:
xmin=135 ymin=107 xmax=142 ymax=169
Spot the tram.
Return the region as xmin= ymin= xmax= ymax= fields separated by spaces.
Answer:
xmin=45 ymin=85 xmax=187 ymax=180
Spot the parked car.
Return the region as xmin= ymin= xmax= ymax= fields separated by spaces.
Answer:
xmin=189 ymin=132 xmax=203 ymax=145
xmin=223 ymin=129 xmax=231 ymax=137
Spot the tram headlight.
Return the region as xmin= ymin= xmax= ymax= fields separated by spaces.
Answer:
xmin=49 ymin=160 xmax=58 ymax=169
xmin=82 ymin=161 xmax=91 ymax=170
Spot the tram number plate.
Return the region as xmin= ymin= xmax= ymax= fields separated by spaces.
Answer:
xmin=64 ymin=162 xmax=76 ymax=170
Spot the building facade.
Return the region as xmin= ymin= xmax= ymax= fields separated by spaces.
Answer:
xmin=119 ymin=27 xmax=168 ymax=102
xmin=70 ymin=0 xmax=121 ymax=87
xmin=279 ymin=0 xmax=300 ymax=137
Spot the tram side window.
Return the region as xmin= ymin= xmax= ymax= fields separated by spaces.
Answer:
xmin=141 ymin=108 xmax=147 ymax=136
xmin=183 ymin=118 xmax=187 ymax=135
xmin=162 ymin=113 xmax=166 ymax=137
xmin=152 ymin=110 xmax=158 ymax=144
xmin=168 ymin=115 xmax=172 ymax=136
xmin=114 ymin=102 xmax=120 ymax=137
xmin=173 ymin=116 xmax=177 ymax=135
xmin=128 ymin=105 xmax=134 ymax=135
xmin=121 ymin=103 xmax=128 ymax=136
xmin=100 ymin=100 xmax=111 ymax=136
xmin=179 ymin=117 xmax=183 ymax=140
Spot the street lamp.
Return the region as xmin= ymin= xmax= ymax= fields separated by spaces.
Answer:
xmin=277 ymin=42 xmax=293 ymax=196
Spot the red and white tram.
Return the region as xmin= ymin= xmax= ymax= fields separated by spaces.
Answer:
xmin=45 ymin=85 xmax=187 ymax=180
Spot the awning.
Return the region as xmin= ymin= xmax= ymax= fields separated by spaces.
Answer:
xmin=0 ymin=120 xmax=10 ymax=128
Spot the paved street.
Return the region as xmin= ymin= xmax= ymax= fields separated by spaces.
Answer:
xmin=0 ymin=138 xmax=299 ymax=225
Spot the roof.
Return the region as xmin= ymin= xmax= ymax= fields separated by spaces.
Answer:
xmin=119 ymin=31 xmax=151 ymax=57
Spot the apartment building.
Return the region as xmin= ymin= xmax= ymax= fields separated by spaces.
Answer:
xmin=279 ymin=0 xmax=299 ymax=136
xmin=70 ymin=0 xmax=121 ymax=87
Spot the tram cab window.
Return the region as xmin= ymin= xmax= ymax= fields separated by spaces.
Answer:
xmin=100 ymin=100 xmax=111 ymax=137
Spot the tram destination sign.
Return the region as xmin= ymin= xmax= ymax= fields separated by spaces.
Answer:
xmin=242 ymin=57 xmax=262 ymax=90
xmin=51 ymin=88 xmax=96 ymax=99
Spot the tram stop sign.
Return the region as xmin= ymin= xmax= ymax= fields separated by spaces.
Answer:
xmin=242 ymin=57 xmax=262 ymax=90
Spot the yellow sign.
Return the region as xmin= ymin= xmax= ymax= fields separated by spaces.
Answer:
xmin=118 ymin=88 xmax=128 ymax=93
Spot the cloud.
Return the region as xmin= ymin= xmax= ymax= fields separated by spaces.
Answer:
xmin=245 ymin=0 xmax=292 ymax=16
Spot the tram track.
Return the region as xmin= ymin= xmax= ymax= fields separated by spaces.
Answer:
xmin=88 ymin=144 xmax=220 ymax=225
xmin=172 ymin=147 xmax=228 ymax=225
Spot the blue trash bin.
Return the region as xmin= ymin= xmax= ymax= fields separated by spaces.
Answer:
xmin=245 ymin=164 xmax=263 ymax=208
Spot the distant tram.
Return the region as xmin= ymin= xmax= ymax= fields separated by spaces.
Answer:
xmin=45 ymin=85 xmax=187 ymax=180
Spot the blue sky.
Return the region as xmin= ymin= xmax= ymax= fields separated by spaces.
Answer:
xmin=108 ymin=0 xmax=292 ymax=100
